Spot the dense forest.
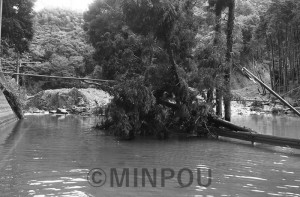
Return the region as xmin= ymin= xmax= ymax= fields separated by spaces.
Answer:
xmin=1 ymin=5 xmax=97 ymax=93
xmin=27 ymin=9 xmax=96 ymax=91
xmin=1 ymin=0 xmax=300 ymax=138
xmin=257 ymin=0 xmax=300 ymax=95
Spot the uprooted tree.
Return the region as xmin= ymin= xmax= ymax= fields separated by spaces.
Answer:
xmin=84 ymin=0 xmax=215 ymax=139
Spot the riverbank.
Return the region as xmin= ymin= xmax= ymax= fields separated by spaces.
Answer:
xmin=21 ymin=83 xmax=300 ymax=118
xmin=25 ymin=88 xmax=111 ymax=116
xmin=231 ymin=101 xmax=300 ymax=116
xmin=232 ymin=83 xmax=300 ymax=116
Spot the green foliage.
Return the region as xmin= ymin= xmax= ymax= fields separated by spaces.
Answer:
xmin=257 ymin=0 xmax=300 ymax=36
xmin=105 ymin=77 xmax=156 ymax=138
xmin=2 ymin=0 xmax=35 ymax=53
xmin=86 ymin=0 xmax=211 ymax=139
xmin=84 ymin=0 xmax=199 ymax=79
xmin=83 ymin=0 xmax=150 ymax=80
xmin=197 ymin=0 xmax=272 ymax=70
xmin=254 ymin=0 xmax=300 ymax=93
xmin=26 ymin=8 xmax=96 ymax=92
xmin=122 ymin=0 xmax=199 ymax=65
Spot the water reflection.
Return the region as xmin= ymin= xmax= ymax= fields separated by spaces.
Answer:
xmin=0 ymin=115 xmax=299 ymax=197
xmin=232 ymin=114 xmax=300 ymax=139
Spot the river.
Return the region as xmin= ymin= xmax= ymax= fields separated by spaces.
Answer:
xmin=0 ymin=114 xmax=299 ymax=197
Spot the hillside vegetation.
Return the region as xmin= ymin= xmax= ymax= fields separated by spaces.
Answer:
xmin=2 ymin=8 xmax=97 ymax=94
xmin=26 ymin=9 xmax=97 ymax=93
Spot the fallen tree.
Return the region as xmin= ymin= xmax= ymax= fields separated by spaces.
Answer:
xmin=97 ymin=74 xmax=213 ymax=140
xmin=208 ymin=115 xmax=257 ymax=133
xmin=211 ymin=127 xmax=300 ymax=149
xmin=0 ymin=71 xmax=24 ymax=119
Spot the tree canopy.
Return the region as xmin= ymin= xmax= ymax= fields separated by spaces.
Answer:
xmin=2 ymin=0 xmax=35 ymax=53
xmin=84 ymin=0 xmax=210 ymax=139
xmin=25 ymin=9 xmax=96 ymax=93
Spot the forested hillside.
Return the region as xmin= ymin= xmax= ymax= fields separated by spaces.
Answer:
xmin=24 ymin=9 xmax=96 ymax=92
xmin=256 ymin=0 xmax=300 ymax=96
xmin=194 ymin=0 xmax=272 ymax=90
xmin=2 ymin=8 xmax=98 ymax=94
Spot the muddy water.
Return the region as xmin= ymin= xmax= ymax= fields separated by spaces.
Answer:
xmin=0 ymin=115 xmax=299 ymax=197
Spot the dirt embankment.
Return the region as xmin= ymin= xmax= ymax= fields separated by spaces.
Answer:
xmin=25 ymin=88 xmax=111 ymax=115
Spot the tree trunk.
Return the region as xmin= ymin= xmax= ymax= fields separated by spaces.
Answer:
xmin=224 ymin=0 xmax=235 ymax=122
xmin=277 ymin=29 xmax=282 ymax=94
xmin=166 ymin=39 xmax=181 ymax=88
xmin=214 ymin=6 xmax=222 ymax=117
xmin=206 ymin=88 xmax=214 ymax=103
xmin=284 ymin=24 xmax=289 ymax=92
xmin=0 ymin=71 xmax=24 ymax=119
xmin=270 ymin=36 xmax=275 ymax=90
xmin=216 ymin=89 xmax=222 ymax=116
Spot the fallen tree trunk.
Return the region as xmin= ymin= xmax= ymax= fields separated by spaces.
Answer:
xmin=1 ymin=89 xmax=24 ymax=119
xmin=212 ymin=128 xmax=300 ymax=149
xmin=207 ymin=115 xmax=300 ymax=149
xmin=0 ymin=72 xmax=24 ymax=120
xmin=208 ymin=115 xmax=257 ymax=133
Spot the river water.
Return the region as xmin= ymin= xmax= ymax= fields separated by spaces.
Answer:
xmin=0 ymin=114 xmax=299 ymax=197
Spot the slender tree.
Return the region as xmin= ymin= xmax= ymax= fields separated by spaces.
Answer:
xmin=209 ymin=0 xmax=235 ymax=121
xmin=213 ymin=0 xmax=223 ymax=117
xmin=224 ymin=0 xmax=235 ymax=121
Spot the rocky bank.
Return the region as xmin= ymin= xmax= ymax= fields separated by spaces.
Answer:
xmin=25 ymin=88 xmax=111 ymax=115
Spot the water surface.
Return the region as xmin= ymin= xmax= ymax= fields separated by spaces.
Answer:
xmin=0 ymin=115 xmax=299 ymax=197
xmin=232 ymin=114 xmax=300 ymax=139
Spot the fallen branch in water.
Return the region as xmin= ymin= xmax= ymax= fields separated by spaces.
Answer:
xmin=208 ymin=115 xmax=257 ymax=133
